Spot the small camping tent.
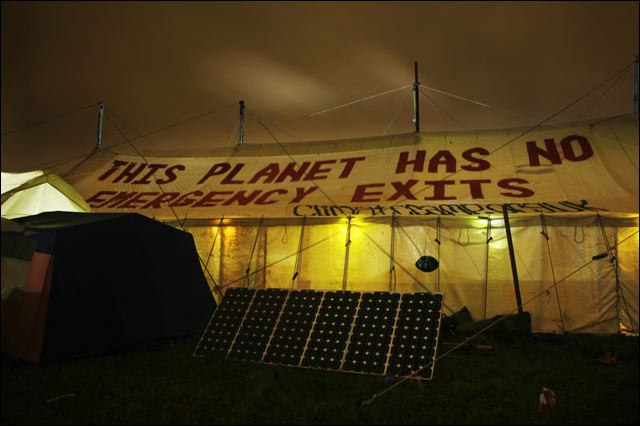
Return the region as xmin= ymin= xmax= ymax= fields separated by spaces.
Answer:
xmin=1 ymin=211 xmax=215 ymax=362
xmin=1 ymin=170 xmax=91 ymax=219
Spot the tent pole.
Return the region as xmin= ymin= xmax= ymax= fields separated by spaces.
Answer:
xmin=220 ymin=225 xmax=226 ymax=290
xmin=342 ymin=216 xmax=352 ymax=291
xmin=262 ymin=227 xmax=267 ymax=289
xmin=413 ymin=62 xmax=420 ymax=133
xmin=244 ymin=217 xmax=264 ymax=288
xmin=540 ymin=214 xmax=566 ymax=332
xmin=502 ymin=205 xmax=523 ymax=314
xmin=634 ymin=55 xmax=638 ymax=114
xmin=96 ymin=101 xmax=105 ymax=149
xmin=389 ymin=214 xmax=396 ymax=292
xmin=292 ymin=216 xmax=306 ymax=289
xmin=239 ymin=100 xmax=246 ymax=145
xmin=435 ymin=217 xmax=441 ymax=292
xmin=483 ymin=218 xmax=492 ymax=320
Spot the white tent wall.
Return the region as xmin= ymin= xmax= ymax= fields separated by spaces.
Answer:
xmin=616 ymin=227 xmax=639 ymax=332
xmin=188 ymin=218 xmax=638 ymax=334
xmin=297 ymin=224 xmax=346 ymax=291
xmin=440 ymin=226 xmax=490 ymax=318
xmin=552 ymin=225 xmax=618 ymax=334
xmin=347 ymin=223 xmax=392 ymax=292
xmin=391 ymin=221 xmax=440 ymax=294
xmin=263 ymin=226 xmax=300 ymax=290
xmin=62 ymin=114 xmax=638 ymax=335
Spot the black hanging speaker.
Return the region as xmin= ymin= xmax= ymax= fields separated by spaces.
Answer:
xmin=415 ymin=256 xmax=439 ymax=272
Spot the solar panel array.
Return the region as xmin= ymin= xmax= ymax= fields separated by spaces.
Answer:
xmin=195 ymin=288 xmax=444 ymax=380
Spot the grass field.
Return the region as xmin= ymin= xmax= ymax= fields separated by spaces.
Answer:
xmin=2 ymin=333 xmax=638 ymax=425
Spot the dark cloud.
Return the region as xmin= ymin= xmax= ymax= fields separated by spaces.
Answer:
xmin=1 ymin=1 xmax=638 ymax=171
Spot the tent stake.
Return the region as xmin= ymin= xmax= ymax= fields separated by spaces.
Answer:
xmin=502 ymin=205 xmax=523 ymax=314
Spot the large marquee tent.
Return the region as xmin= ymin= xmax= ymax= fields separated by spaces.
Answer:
xmin=64 ymin=113 xmax=639 ymax=334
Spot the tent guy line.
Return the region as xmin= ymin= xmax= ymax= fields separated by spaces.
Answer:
xmin=577 ymin=65 xmax=632 ymax=120
xmin=105 ymin=112 xmax=186 ymax=228
xmin=388 ymin=60 xmax=637 ymax=208
xmin=102 ymin=109 xmax=237 ymax=298
xmin=419 ymin=89 xmax=468 ymax=131
xmin=232 ymin=62 xmax=633 ymax=221
xmin=11 ymin=102 xmax=238 ymax=173
xmin=596 ymin=213 xmax=637 ymax=332
xmin=10 ymin=59 xmax=636 ymax=175
xmin=0 ymin=101 xmax=100 ymax=137
xmin=358 ymin=229 xmax=639 ymax=407
xmin=307 ymin=84 xmax=412 ymax=117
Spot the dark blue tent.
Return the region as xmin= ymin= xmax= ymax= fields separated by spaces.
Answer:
xmin=1 ymin=212 xmax=215 ymax=362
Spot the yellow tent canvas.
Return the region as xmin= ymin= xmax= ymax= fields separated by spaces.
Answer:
xmin=64 ymin=114 xmax=639 ymax=334
xmin=1 ymin=170 xmax=91 ymax=219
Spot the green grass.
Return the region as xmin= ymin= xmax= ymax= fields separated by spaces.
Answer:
xmin=2 ymin=334 xmax=638 ymax=424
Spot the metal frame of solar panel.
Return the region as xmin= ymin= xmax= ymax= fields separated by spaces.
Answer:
xmin=196 ymin=288 xmax=444 ymax=380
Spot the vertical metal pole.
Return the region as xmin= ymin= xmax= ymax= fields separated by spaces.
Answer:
xmin=483 ymin=219 xmax=492 ymax=320
xmin=413 ymin=62 xmax=420 ymax=133
xmin=342 ymin=216 xmax=352 ymax=290
xmin=634 ymin=55 xmax=638 ymax=114
xmin=262 ymin=227 xmax=268 ymax=289
xmin=389 ymin=215 xmax=396 ymax=292
xmin=502 ymin=205 xmax=523 ymax=314
xmin=219 ymin=225 xmax=225 ymax=292
xmin=292 ymin=216 xmax=306 ymax=289
xmin=435 ymin=217 xmax=441 ymax=292
xmin=239 ymin=100 xmax=246 ymax=145
xmin=96 ymin=101 xmax=105 ymax=149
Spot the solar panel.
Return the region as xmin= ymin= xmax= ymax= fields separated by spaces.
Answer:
xmin=227 ymin=288 xmax=288 ymax=362
xmin=197 ymin=288 xmax=444 ymax=380
xmin=263 ymin=290 xmax=323 ymax=366
xmin=301 ymin=291 xmax=360 ymax=371
xmin=194 ymin=287 xmax=256 ymax=356
xmin=386 ymin=292 xmax=444 ymax=379
xmin=343 ymin=292 xmax=400 ymax=375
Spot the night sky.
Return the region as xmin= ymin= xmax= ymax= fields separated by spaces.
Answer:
xmin=1 ymin=1 xmax=638 ymax=172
